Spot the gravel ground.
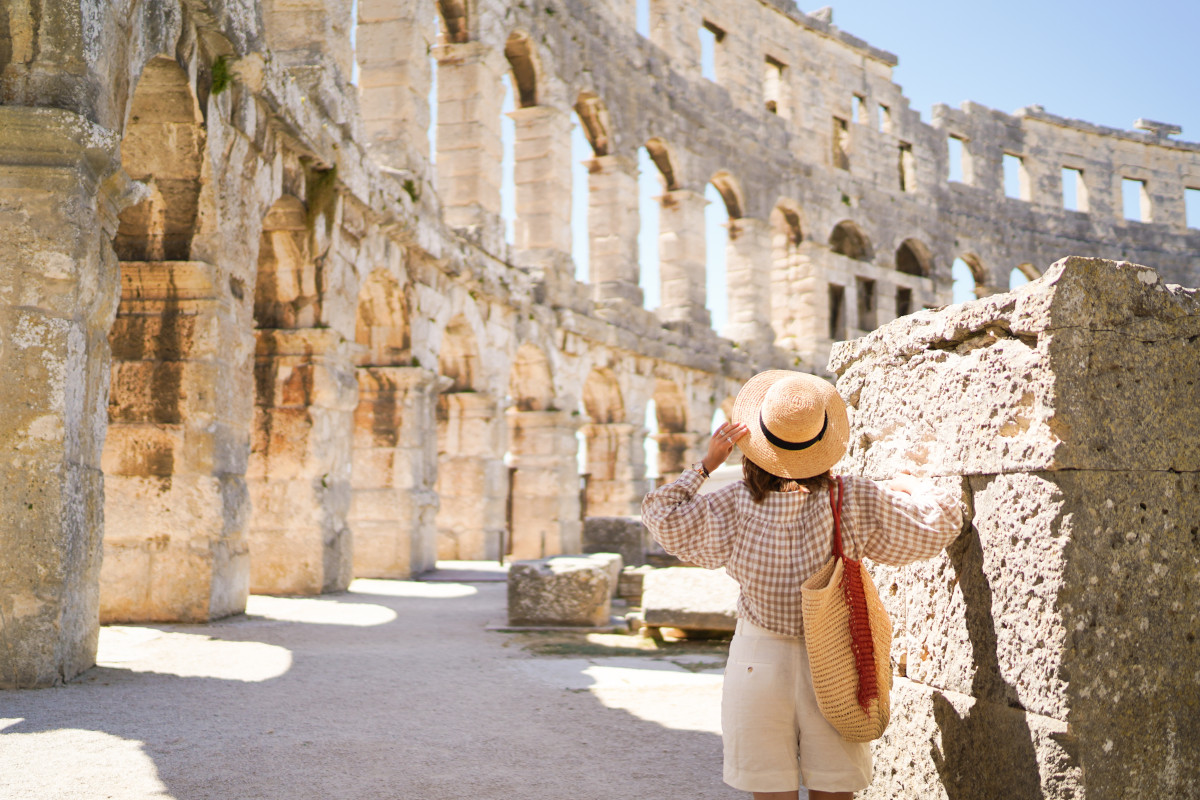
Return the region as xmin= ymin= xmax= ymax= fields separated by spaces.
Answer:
xmin=0 ymin=570 xmax=751 ymax=800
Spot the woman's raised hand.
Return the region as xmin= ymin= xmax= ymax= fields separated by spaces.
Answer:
xmin=702 ymin=421 xmax=749 ymax=474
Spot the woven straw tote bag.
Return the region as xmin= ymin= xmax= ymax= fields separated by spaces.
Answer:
xmin=800 ymin=476 xmax=893 ymax=742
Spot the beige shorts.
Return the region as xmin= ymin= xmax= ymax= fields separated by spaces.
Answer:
xmin=722 ymin=619 xmax=872 ymax=793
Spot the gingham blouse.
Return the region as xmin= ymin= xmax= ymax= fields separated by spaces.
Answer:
xmin=641 ymin=469 xmax=963 ymax=637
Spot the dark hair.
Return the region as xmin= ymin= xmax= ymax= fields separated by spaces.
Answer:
xmin=742 ymin=458 xmax=831 ymax=503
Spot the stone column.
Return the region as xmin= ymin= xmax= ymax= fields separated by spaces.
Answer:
xmin=262 ymin=0 xmax=355 ymax=77
xmin=723 ymin=216 xmax=775 ymax=346
xmin=0 ymin=108 xmax=121 ymax=688
xmin=357 ymin=0 xmax=436 ymax=177
xmin=434 ymin=42 xmax=504 ymax=237
xmin=657 ymin=189 xmax=710 ymax=328
xmin=506 ymin=409 xmax=583 ymax=560
xmin=587 ymin=154 xmax=643 ymax=306
xmin=511 ymin=105 xmax=572 ymax=260
xmin=583 ymin=422 xmax=647 ymax=517
xmin=833 ymin=257 xmax=1200 ymax=800
xmin=350 ymin=366 xmax=440 ymax=579
xmin=435 ymin=392 xmax=507 ymax=560
xmin=652 ymin=431 xmax=705 ymax=484
xmin=247 ymin=328 xmax=358 ymax=595
xmin=101 ymin=261 xmax=252 ymax=623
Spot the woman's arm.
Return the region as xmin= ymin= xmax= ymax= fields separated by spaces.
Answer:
xmin=640 ymin=421 xmax=749 ymax=569
xmin=849 ymin=475 xmax=965 ymax=566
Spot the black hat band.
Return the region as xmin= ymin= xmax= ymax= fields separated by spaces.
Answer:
xmin=759 ymin=410 xmax=828 ymax=451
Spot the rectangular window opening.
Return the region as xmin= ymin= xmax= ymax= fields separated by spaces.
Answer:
xmin=635 ymin=0 xmax=650 ymax=38
xmin=898 ymin=142 xmax=915 ymax=193
xmin=895 ymin=287 xmax=913 ymax=319
xmin=856 ymin=277 xmax=877 ymax=330
xmin=851 ymin=94 xmax=868 ymax=125
xmin=828 ymin=284 xmax=846 ymax=341
xmin=878 ymin=104 xmax=891 ymax=134
xmin=764 ymin=56 xmax=786 ymax=116
xmin=1003 ymin=153 xmax=1029 ymax=201
xmin=699 ymin=21 xmax=723 ymax=82
xmin=1122 ymin=178 xmax=1150 ymax=222
xmin=1186 ymin=187 xmax=1200 ymax=229
xmin=947 ymin=136 xmax=965 ymax=183
xmin=1061 ymin=167 xmax=1088 ymax=212
xmin=832 ymin=117 xmax=850 ymax=170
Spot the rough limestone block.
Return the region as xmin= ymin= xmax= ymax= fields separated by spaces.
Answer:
xmin=832 ymin=257 xmax=1200 ymax=478
xmin=587 ymin=553 xmax=624 ymax=602
xmin=507 ymin=556 xmax=612 ymax=627
xmin=582 ymin=516 xmax=649 ymax=566
xmin=642 ymin=567 xmax=739 ymax=632
xmin=836 ymin=258 xmax=1200 ymax=798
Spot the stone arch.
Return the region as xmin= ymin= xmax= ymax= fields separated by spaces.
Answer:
xmin=651 ymin=378 xmax=691 ymax=482
xmin=896 ymin=237 xmax=933 ymax=277
xmin=354 ymin=268 xmax=411 ymax=366
xmin=574 ymin=91 xmax=611 ymax=156
xmin=830 ymin=220 xmax=872 ymax=261
xmin=254 ymin=195 xmax=318 ymax=330
xmin=709 ymin=170 xmax=744 ymax=219
xmin=583 ymin=367 xmax=624 ymax=424
xmin=436 ymin=0 xmax=470 ymax=42
xmin=771 ymin=200 xmax=805 ymax=248
xmin=1015 ymin=262 xmax=1041 ymax=282
xmin=114 ymin=56 xmax=206 ymax=262
xmin=504 ymin=30 xmax=540 ymax=108
xmin=509 ymin=342 xmax=555 ymax=412
xmin=645 ymin=137 xmax=679 ymax=191
xmin=438 ymin=314 xmax=480 ymax=392
xmin=953 ymin=253 xmax=988 ymax=301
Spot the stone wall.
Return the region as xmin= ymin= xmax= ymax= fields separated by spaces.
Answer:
xmin=832 ymin=257 xmax=1200 ymax=799
xmin=0 ymin=0 xmax=1197 ymax=688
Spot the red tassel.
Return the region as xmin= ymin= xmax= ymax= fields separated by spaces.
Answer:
xmin=830 ymin=477 xmax=878 ymax=714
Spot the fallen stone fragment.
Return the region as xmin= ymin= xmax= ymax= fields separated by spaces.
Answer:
xmin=507 ymin=556 xmax=612 ymax=627
xmin=642 ymin=567 xmax=739 ymax=632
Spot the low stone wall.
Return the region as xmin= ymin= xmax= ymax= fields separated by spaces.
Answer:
xmin=832 ymin=257 xmax=1200 ymax=799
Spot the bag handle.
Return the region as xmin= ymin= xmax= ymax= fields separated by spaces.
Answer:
xmin=829 ymin=475 xmax=845 ymax=559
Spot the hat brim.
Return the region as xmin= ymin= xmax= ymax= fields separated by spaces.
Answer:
xmin=731 ymin=370 xmax=849 ymax=480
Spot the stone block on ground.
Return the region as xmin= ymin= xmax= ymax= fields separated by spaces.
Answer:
xmin=582 ymin=516 xmax=649 ymax=566
xmin=586 ymin=552 xmax=623 ymax=602
xmin=642 ymin=567 xmax=739 ymax=632
xmin=507 ymin=555 xmax=612 ymax=627
xmin=617 ymin=565 xmax=652 ymax=604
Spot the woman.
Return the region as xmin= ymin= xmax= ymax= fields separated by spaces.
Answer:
xmin=642 ymin=370 xmax=963 ymax=800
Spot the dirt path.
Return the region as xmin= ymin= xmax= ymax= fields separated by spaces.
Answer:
xmin=0 ymin=571 xmax=751 ymax=800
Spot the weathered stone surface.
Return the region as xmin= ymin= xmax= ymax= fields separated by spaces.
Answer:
xmin=642 ymin=567 xmax=739 ymax=632
xmin=507 ymin=556 xmax=612 ymax=627
xmin=582 ymin=516 xmax=649 ymax=566
xmin=838 ymin=258 xmax=1200 ymax=798
xmin=833 ymin=257 xmax=1200 ymax=477
xmin=587 ymin=552 xmax=624 ymax=602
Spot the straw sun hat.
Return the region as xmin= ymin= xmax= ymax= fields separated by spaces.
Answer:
xmin=731 ymin=370 xmax=849 ymax=479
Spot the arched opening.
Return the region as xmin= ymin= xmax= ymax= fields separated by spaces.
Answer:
xmin=254 ymin=196 xmax=319 ymax=329
xmin=769 ymin=200 xmax=805 ymax=347
xmin=829 ymin=220 xmax=872 ymax=261
xmin=354 ymin=268 xmax=410 ymax=366
xmin=571 ymin=110 xmax=590 ymax=282
xmin=644 ymin=138 xmax=678 ymax=191
xmin=114 ymin=56 xmax=205 ymax=262
xmin=952 ymin=255 xmax=986 ymax=304
xmin=436 ymin=316 xmax=505 ymax=560
xmin=651 ymin=379 xmax=690 ymax=483
xmin=581 ymin=368 xmax=640 ymax=516
xmin=706 ymin=172 xmax=743 ymax=335
xmin=574 ymin=92 xmax=611 ymax=156
xmin=896 ymin=238 xmax=933 ymax=277
xmin=437 ymin=0 xmax=469 ymax=43
xmin=500 ymin=73 xmax=516 ymax=245
xmin=504 ymin=31 xmax=539 ymax=108
xmin=1010 ymin=263 xmax=1039 ymax=289
xmin=637 ymin=142 xmax=672 ymax=310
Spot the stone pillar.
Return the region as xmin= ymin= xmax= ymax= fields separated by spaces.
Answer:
xmin=434 ymin=42 xmax=504 ymax=236
xmin=247 ymin=328 xmax=357 ymax=595
xmin=435 ymin=392 xmax=507 ymax=560
xmin=653 ymin=431 xmax=705 ymax=484
xmin=724 ymin=216 xmax=775 ymax=347
xmin=0 ymin=108 xmax=121 ymax=688
xmin=506 ymin=410 xmax=583 ymax=560
xmin=832 ymin=257 xmax=1200 ymax=800
xmin=100 ymin=261 xmax=252 ymax=623
xmin=583 ymin=422 xmax=647 ymax=517
xmin=587 ymin=154 xmax=643 ymax=305
xmin=262 ymin=0 xmax=355 ymax=77
xmin=511 ymin=105 xmax=572 ymax=259
xmin=350 ymin=366 xmax=440 ymax=579
xmin=657 ymin=189 xmax=709 ymax=328
xmin=357 ymin=0 xmax=436 ymax=176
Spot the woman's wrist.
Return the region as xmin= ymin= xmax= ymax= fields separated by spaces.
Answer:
xmin=701 ymin=456 xmax=721 ymax=475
